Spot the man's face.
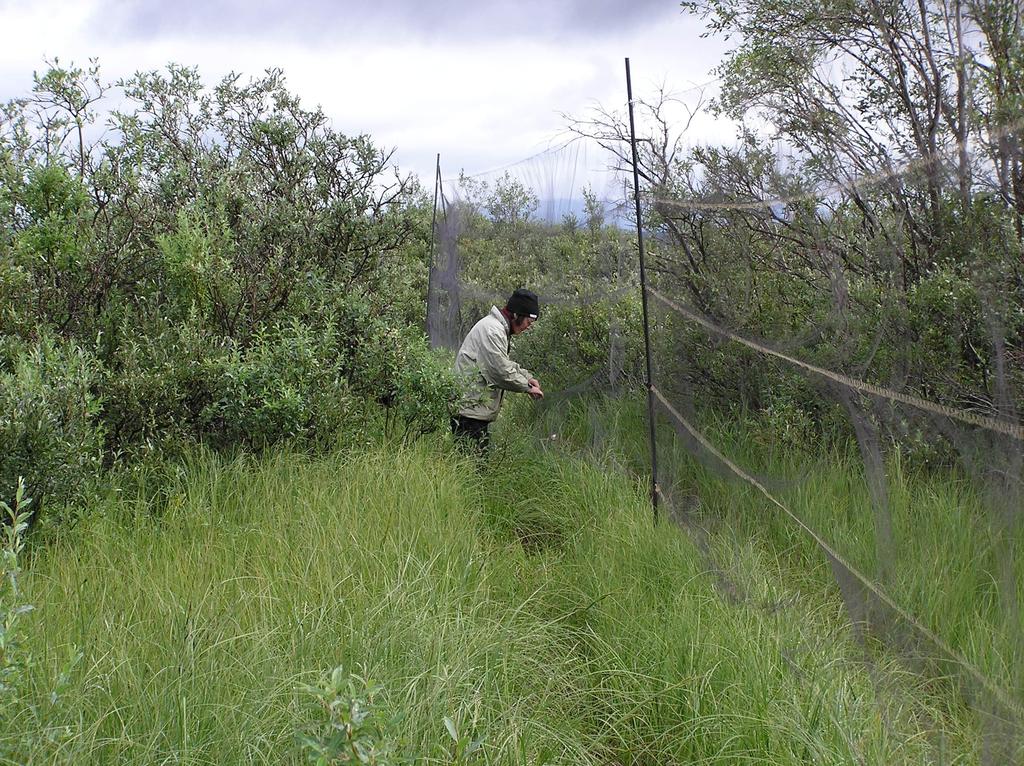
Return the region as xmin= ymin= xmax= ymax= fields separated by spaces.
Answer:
xmin=511 ymin=316 xmax=536 ymax=335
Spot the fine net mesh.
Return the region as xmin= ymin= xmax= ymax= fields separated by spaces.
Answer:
xmin=427 ymin=87 xmax=1024 ymax=761
xmin=427 ymin=138 xmax=632 ymax=360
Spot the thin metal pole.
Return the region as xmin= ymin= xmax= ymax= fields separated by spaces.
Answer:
xmin=438 ymin=163 xmax=448 ymax=222
xmin=625 ymin=57 xmax=660 ymax=523
xmin=426 ymin=154 xmax=441 ymax=345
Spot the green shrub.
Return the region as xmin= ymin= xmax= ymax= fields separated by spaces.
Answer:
xmin=99 ymin=305 xmax=457 ymax=457
xmin=201 ymin=319 xmax=359 ymax=451
xmin=98 ymin=314 xmax=224 ymax=458
xmin=3 ymin=164 xmax=99 ymax=339
xmin=0 ymin=336 xmax=103 ymax=522
xmin=350 ymin=315 xmax=460 ymax=443
xmin=297 ymin=666 xmax=399 ymax=765
xmin=2 ymin=61 xmax=440 ymax=470
xmin=517 ymin=294 xmax=645 ymax=392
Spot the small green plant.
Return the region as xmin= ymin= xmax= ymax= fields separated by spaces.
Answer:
xmin=442 ymin=715 xmax=485 ymax=765
xmin=298 ymin=666 xmax=398 ymax=765
xmin=0 ymin=478 xmax=33 ymax=706
xmin=0 ymin=478 xmax=80 ymax=762
xmin=296 ymin=665 xmax=487 ymax=766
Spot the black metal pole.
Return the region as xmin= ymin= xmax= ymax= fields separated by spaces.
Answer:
xmin=438 ymin=162 xmax=448 ymax=222
xmin=426 ymin=154 xmax=441 ymax=346
xmin=430 ymin=153 xmax=441 ymax=244
xmin=625 ymin=57 xmax=660 ymax=523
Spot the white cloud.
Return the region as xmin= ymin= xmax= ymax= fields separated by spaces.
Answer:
xmin=0 ymin=0 xmax=738 ymax=197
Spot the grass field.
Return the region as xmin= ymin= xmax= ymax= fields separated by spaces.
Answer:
xmin=530 ymin=394 xmax=1024 ymax=761
xmin=2 ymin=425 xmax=988 ymax=764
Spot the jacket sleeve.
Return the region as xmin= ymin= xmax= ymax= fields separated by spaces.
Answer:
xmin=480 ymin=326 xmax=532 ymax=392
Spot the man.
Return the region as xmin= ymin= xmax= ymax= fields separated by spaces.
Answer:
xmin=451 ymin=288 xmax=544 ymax=450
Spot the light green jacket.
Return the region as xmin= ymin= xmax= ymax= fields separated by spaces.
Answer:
xmin=454 ymin=306 xmax=533 ymax=422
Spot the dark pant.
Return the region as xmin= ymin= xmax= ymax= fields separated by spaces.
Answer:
xmin=450 ymin=415 xmax=491 ymax=452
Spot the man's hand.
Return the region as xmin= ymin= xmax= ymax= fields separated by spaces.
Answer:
xmin=527 ymin=379 xmax=544 ymax=400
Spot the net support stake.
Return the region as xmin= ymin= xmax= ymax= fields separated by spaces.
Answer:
xmin=625 ymin=57 xmax=660 ymax=523
xmin=426 ymin=154 xmax=441 ymax=347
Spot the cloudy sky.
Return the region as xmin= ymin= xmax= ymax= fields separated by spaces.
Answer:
xmin=0 ymin=0 xmax=733 ymax=196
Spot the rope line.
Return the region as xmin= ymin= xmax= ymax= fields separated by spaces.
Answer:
xmin=649 ymin=385 xmax=1024 ymax=722
xmin=647 ymin=287 xmax=1024 ymax=442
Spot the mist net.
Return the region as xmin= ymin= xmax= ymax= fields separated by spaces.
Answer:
xmin=425 ymin=94 xmax=1024 ymax=762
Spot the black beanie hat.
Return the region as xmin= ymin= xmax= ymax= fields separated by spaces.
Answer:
xmin=506 ymin=288 xmax=540 ymax=318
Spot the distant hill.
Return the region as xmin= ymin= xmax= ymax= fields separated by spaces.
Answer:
xmin=533 ymin=197 xmax=629 ymax=227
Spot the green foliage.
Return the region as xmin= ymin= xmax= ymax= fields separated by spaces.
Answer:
xmin=0 ymin=61 xmax=459 ymax=513
xmin=450 ymin=174 xmax=641 ymax=394
xmin=609 ymin=0 xmax=1024 ymax=455
xmin=297 ymin=668 xmax=485 ymax=766
xmin=107 ymin=64 xmax=419 ymax=341
xmin=0 ymin=481 xmax=32 ymax=711
xmin=0 ymin=480 xmax=81 ymax=763
xmin=0 ymin=443 xmax=982 ymax=763
xmin=99 ymin=315 xmax=223 ymax=458
xmin=0 ymin=336 xmax=103 ymax=522
xmin=3 ymin=164 xmax=96 ymax=336
xmin=201 ymin=320 xmax=358 ymax=451
xmin=350 ymin=316 xmax=460 ymax=442
xmin=517 ymin=295 xmax=645 ymax=391
xmin=441 ymin=715 xmax=485 ymax=765
xmin=98 ymin=305 xmax=457 ymax=456
xmin=298 ymin=667 xmax=398 ymax=765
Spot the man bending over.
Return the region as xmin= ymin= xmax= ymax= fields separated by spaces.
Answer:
xmin=451 ymin=288 xmax=544 ymax=450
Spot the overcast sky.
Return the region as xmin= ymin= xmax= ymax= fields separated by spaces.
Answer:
xmin=0 ymin=0 xmax=734 ymax=197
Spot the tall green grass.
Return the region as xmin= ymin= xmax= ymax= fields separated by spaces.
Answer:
xmin=529 ymin=395 xmax=1023 ymax=751
xmin=5 ymin=438 xmax=979 ymax=763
